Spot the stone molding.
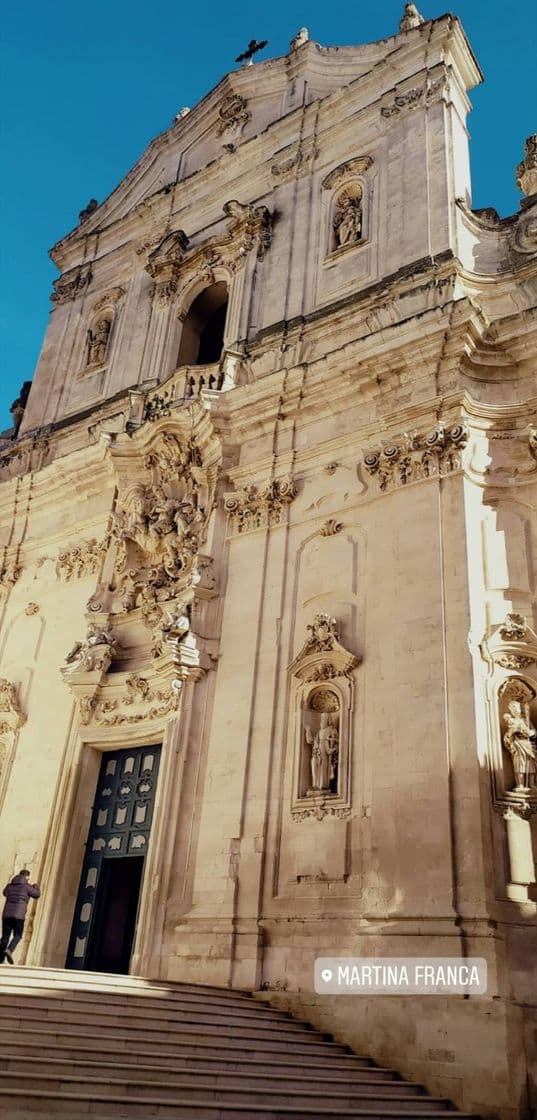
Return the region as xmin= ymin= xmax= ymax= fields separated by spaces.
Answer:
xmin=362 ymin=424 xmax=468 ymax=492
xmin=223 ymin=476 xmax=297 ymax=535
xmin=322 ymin=157 xmax=373 ymax=191
xmin=271 ymin=138 xmax=317 ymax=183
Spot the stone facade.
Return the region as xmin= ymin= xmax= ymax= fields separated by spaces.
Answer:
xmin=1 ymin=11 xmax=536 ymax=1120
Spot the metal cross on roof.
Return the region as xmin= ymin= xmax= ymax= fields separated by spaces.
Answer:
xmin=235 ymin=39 xmax=268 ymax=65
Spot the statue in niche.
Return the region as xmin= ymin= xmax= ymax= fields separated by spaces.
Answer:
xmin=303 ymin=689 xmax=340 ymax=794
xmin=87 ymin=317 xmax=111 ymax=366
xmin=503 ymin=699 xmax=537 ymax=790
xmin=333 ymin=188 xmax=363 ymax=248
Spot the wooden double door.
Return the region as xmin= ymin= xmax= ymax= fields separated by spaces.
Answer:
xmin=66 ymin=746 xmax=160 ymax=973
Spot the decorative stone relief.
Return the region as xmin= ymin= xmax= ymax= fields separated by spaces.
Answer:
xmin=0 ymin=679 xmax=25 ymax=800
xmin=381 ymin=80 xmax=443 ymax=118
xmin=64 ymin=623 xmax=117 ymax=674
xmin=51 ymin=265 xmax=93 ymax=306
xmin=481 ymin=613 xmax=537 ymax=673
xmin=56 ymin=539 xmax=106 ymax=581
xmin=271 ymin=138 xmax=317 ymax=183
xmin=0 ymin=679 xmax=25 ymax=737
xmin=516 ymin=134 xmax=537 ymax=197
xmin=288 ymin=615 xmax=360 ymax=821
xmin=216 ymin=94 xmax=251 ymax=137
xmin=145 ymin=230 xmax=189 ymax=306
xmin=0 ymin=559 xmax=21 ymax=597
xmin=224 ymin=477 xmax=297 ymax=535
xmin=510 ymin=209 xmax=537 ymax=258
xmin=110 ymin=430 xmax=216 ymax=621
xmin=319 ymin=519 xmax=342 ymax=537
xmin=362 ymin=424 xmax=468 ymax=491
xmin=146 ymin=202 xmax=272 ymax=306
xmin=79 ymin=672 xmax=179 ymax=727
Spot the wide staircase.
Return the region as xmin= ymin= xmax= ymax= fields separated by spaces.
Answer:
xmin=0 ymin=967 xmax=479 ymax=1119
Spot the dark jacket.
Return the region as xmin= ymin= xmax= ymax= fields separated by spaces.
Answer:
xmin=2 ymin=875 xmax=40 ymax=920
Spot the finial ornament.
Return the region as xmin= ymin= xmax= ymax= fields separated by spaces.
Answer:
xmin=516 ymin=135 xmax=537 ymax=197
xmin=290 ymin=28 xmax=309 ymax=51
xmin=399 ymin=3 xmax=425 ymax=31
xmin=174 ymin=107 xmax=190 ymax=121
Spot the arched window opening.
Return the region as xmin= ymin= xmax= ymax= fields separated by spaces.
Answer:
xmin=178 ymin=282 xmax=228 ymax=366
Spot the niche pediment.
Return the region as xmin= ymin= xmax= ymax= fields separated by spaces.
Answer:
xmin=289 ymin=613 xmax=361 ymax=681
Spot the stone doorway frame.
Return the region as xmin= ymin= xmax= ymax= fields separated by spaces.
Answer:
xmin=25 ymin=683 xmax=195 ymax=979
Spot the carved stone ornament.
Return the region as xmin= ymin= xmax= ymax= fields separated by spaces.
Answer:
xmin=146 ymin=202 xmax=272 ymax=306
xmin=0 ymin=558 xmax=21 ymax=597
xmin=481 ymin=613 xmax=537 ymax=674
xmin=291 ymin=614 xmax=360 ymax=675
xmin=289 ymin=27 xmax=309 ymax=51
xmin=51 ymin=265 xmax=92 ymax=306
xmin=216 ymin=93 xmax=251 ymax=136
xmin=78 ymin=671 xmax=180 ymax=728
xmin=510 ymin=208 xmax=537 ymax=258
xmin=271 ymin=138 xmax=317 ymax=183
xmin=108 ymin=429 xmax=217 ymax=623
xmin=0 ymin=679 xmax=26 ymax=737
xmin=362 ymin=424 xmax=468 ymax=491
xmin=399 ymin=3 xmax=425 ymax=31
xmin=322 ymin=157 xmax=373 ymax=192
xmin=381 ymin=80 xmax=443 ymax=118
xmin=91 ymin=287 xmax=125 ymax=316
xmin=224 ymin=477 xmax=297 ymax=535
xmin=0 ymin=679 xmax=25 ymax=800
xmin=516 ymin=134 xmax=537 ymax=197
xmin=64 ymin=623 xmax=117 ymax=675
xmin=289 ymin=616 xmax=360 ymax=822
xmin=56 ymin=539 xmax=106 ymax=581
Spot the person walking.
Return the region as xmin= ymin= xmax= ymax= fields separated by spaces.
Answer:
xmin=0 ymin=869 xmax=40 ymax=964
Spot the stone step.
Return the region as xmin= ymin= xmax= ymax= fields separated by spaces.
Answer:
xmin=0 ymin=983 xmax=291 ymax=1022
xmin=0 ymin=1054 xmax=415 ymax=1093
xmin=0 ymin=1088 xmax=478 ymax=1119
xmin=0 ymin=1032 xmax=383 ymax=1074
xmin=0 ymin=991 xmax=306 ymax=1032
xmin=0 ymin=1072 xmax=453 ymax=1111
xmin=0 ymin=1021 xmax=356 ymax=1061
xmin=0 ymin=967 xmax=258 ymax=1010
xmin=0 ymin=1006 xmax=332 ymax=1045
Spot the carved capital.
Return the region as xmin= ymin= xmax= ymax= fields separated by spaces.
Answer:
xmin=362 ymin=424 xmax=468 ymax=492
xmin=51 ymin=265 xmax=92 ymax=305
xmin=56 ymin=539 xmax=106 ymax=582
xmin=224 ymin=476 xmax=297 ymax=534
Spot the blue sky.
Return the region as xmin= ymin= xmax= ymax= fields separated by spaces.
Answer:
xmin=1 ymin=0 xmax=535 ymax=430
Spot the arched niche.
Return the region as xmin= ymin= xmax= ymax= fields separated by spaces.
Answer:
xmin=177 ymin=282 xmax=229 ymax=366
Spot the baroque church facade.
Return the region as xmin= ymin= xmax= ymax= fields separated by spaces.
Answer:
xmin=0 ymin=7 xmax=536 ymax=1117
